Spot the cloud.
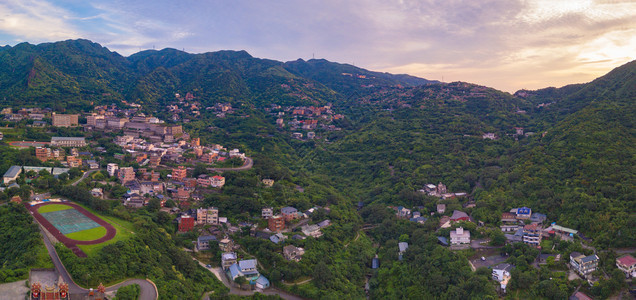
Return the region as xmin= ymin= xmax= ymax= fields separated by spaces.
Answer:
xmin=0 ymin=0 xmax=80 ymax=41
xmin=0 ymin=0 xmax=633 ymax=92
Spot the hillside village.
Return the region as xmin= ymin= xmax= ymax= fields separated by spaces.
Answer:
xmin=1 ymin=102 xmax=634 ymax=298
xmin=0 ymin=104 xmax=339 ymax=293
xmin=0 ymin=92 xmax=633 ymax=299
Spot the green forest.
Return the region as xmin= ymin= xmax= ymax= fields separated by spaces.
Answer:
xmin=0 ymin=40 xmax=633 ymax=299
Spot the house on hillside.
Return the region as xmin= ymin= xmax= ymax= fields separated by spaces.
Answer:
xmin=197 ymin=235 xmax=218 ymax=251
xmin=439 ymin=216 xmax=452 ymax=228
xmin=501 ymin=212 xmax=519 ymax=232
xmin=283 ymin=245 xmax=305 ymax=262
xmin=221 ymin=252 xmax=237 ymax=270
xmin=492 ymin=263 xmax=514 ymax=292
xmin=450 ymin=210 xmax=469 ymax=222
xmin=437 ymin=204 xmax=446 ymax=214
xmin=570 ymin=252 xmax=599 ymax=278
xmin=398 ymin=242 xmax=409 ymax=260
xmin=515 ymin=207 xmax=532 ymax=220
xmin=522 ymin=223 xmax=542 ymax=248
xmin=616 ymin=255 xmax=636 ymax=278
xmin=281 ymin=206 xmax=299 ymax=221
xmin=396 ymin=206 xmax=411 ymax=218
xmin=450 ymin=227 xmax=470 ymax=245
xmin=269 ymin=233 xmax=287 ymax=244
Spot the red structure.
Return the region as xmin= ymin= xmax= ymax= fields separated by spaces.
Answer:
xmin=268 ymin=215 xmax=285 ymax=232
xmin=178 ymin=215 xmax=194 ymax=232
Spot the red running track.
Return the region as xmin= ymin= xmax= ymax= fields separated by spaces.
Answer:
xmin=27 ymin=202 xmax=116 ymax=257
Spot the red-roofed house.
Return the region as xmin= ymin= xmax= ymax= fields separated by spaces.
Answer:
xmin=616 ymin=255 xmax=636 ymax=278
xmin=211 ymin=175 xmax=225 ymax=188
xmin=450 ymin=210 xmax=469 ymax=222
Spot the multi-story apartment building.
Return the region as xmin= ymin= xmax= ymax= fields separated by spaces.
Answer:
xmin=570 ymin=252 xmax=599 ymax=278
xmin=52 ymin=113 xmax=79 ymax=127
xmin=522 ymin=223 xmax=542 ymax=248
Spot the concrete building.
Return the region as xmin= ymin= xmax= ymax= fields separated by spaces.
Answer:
xmin=522 ymin=223 xmax=542 ymax=248
xmin=172 ymin=166 xmax=187 ymax=181
xmin=118 ymin=167 xmax=135 ymax=184
xmin=268 ymin=215 xmax=285 ymax=232
xmin=262 ymin=207 xmax=273 ymax=219
xmin=210 ymin=175 xmax=225 ymax=188
xmin=107 ymin=163 xmax=118 ymax=177
xmin=196 ymin=207 xmax=219 ymax=225
xmin=178 ymin=215 xmax=195 ymax=232
xmin=3 ymin=165 xmax=22 ymax=184
xmin=52 ymin=113 xmax=79 ymax=127
xmin=450 ymin=227 xmax=471 ymax=245
xmin=570 ymin=252 xmax=599 ymax=278
xmin=616 ymin=255 xmax=636 ymax=278
xmin=51 ymin=137 xmax=86 ymax=147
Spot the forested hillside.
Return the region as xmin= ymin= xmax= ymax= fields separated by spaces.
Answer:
xmin=0 ymin=39 xmax=633 ymax=298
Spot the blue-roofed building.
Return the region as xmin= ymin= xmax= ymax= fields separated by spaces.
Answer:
xmin=239 ymin=259 xmax=259 ymax=277
xmin=372 ymin=258 xmax=380 ymax=269
xmin=255 ymin=275 xmax=270 ymax=289
xmin=516 ymin=207 xmax=532 ymax=220
xmin=3 ymin=165 xmax=22 ymax=184
xmin=269 ymin=233 xmax=287 ymax=244
xmin=281 ymin=206 xmax=299 ymax=221
xmin=437 ymin=236 xmax=449 ymax=246
xmin=227 ymin=263 xmax=241 ymax=280
xmin=317 ymin=220 xmax=331 ymax=228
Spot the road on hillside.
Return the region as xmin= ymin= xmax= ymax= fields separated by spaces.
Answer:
xmin=38 ymin=225 xmax=158 ymax=299
xmin=207 ymin=157 xmax=253 ymax=172
xmin=71 ymin=170 xmax=98 ymax=186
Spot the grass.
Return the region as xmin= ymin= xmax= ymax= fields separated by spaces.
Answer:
xmin=37 ymin=203 xmax=73 ymax=213
xmin=71 ymin=203 xmax=136 ymax=256
xmin=65 ymin=226 xmax=107 ymax=241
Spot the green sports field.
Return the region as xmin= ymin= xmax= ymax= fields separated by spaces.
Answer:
xmin=37 ymin=203 xmax=73 ymax=214
xmin=65 ymin=226 xmax=107 ymax=241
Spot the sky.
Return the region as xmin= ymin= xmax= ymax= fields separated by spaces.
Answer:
xmin=0 ymin=0 xmax=634 ymax=92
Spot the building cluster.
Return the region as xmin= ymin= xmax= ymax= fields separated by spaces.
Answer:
xmin=106 ymin=162 xmax=226 ymax=208
xmin=85 ymin=112 xmax=185 ymax=144
xmin=420 ymin=182 xmax=467 ymax=200
xmin=225 ymin=258 xmax=270 ymax=290
xmin=1 ymin=107 xmax=51 ymax=123
xmin=265 ymin=104 xmax=343 ymax=140
xmin=2 ymin=165 xmax=69 ymax=186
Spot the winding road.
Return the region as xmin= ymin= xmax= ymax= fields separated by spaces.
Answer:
xmin=71 ymin=169 xmax=98 ymax=186
xmin=38 ymin=225 xmax=158 ymax=299
xmin=207 ymin=157 xmax=253 ymax=172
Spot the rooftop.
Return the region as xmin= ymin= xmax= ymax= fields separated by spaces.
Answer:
xmin=51 ymin=136 xmax=86 ymax=141
xmin=3 ymin=165 xmax=21 ymax=178
xmin=617 ymin=255 xmax=636 ymax=266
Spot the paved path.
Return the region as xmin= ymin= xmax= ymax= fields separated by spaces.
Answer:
xmin=39 ymin=223 xmax=158 ymax=299
xmin=71 ymin=170 xmax=97 ymax=186
xmin=207 ymin=157 xmax=253 ymax=172
xmin=0 ymin=280 xmax=29 ymax=300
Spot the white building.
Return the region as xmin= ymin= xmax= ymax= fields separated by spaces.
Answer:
xmin=107 ymin=163 xmax=119 ymax=177
xmin=492 ymin=263 xmax=514 ymax=292
xmin=450 ymin=227 xmax=470 ymax=245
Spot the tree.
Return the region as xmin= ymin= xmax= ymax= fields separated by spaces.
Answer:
xmin=114 ymin=284 xmax=140 ymax=300
xmin=313 ymin=261 xmax=331 ymax=289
